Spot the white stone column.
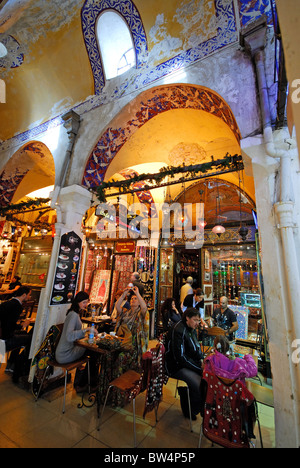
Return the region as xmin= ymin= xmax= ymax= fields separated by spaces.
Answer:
xmin=242 ymin=144 xmax=300 ymax=448
xmin=29 ymin=185 xmax=91 ymax=381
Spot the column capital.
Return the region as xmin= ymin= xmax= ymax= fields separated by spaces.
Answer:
xmin=240 ymin=16 xmax=268 ymax=58
xmin=57 ymin=185 xmax=92 ymax=234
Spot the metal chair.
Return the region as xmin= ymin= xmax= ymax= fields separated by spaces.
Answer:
xmin=35 ymin=356 xmax=90 ymax=414
xmin=0 ymin=339 xmax=6 ymax=369
xmin=34 ymin=323 xmax=90 ymax=414
xmin=199 ymin=371 xmax=263 ymax=448
xmin=173 ymin=378 xmax=193 ymax=432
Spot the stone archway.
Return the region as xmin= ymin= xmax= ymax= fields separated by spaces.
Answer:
xmin=0 ymin=141 xmax=55 ymax=207
xmin=82 ymin=83 xmax=241 ymax=190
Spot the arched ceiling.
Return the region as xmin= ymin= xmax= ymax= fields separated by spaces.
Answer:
xmin=0 ymin=141 xmax=55 ymax=206
xmin=105 ymin=108 xmax=240 ymax=180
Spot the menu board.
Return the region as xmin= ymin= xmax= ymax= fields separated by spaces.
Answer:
xmin=50 ymin=231 xmax=82 ymax=306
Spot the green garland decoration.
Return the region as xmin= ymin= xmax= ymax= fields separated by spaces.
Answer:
xmin=95 ymin=154 xmax=243 ymax=203
xmin=0 ymin=198 xmax=51 ymax=217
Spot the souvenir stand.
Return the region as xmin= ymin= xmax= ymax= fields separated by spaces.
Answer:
xmin=82 ymin=234 xmax=157 ymax=336
xmin=202 ymin=226 xmax=270 ymax=375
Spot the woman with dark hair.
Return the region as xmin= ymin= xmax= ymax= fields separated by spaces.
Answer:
xmin=165 ymin=307 xmax=203 ymax=419
xmin=55 ymin=291 xmax=98 ymax=391
xmin=161 ymin=297 xmax=181 ymax=331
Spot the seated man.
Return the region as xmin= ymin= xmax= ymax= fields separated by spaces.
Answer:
xmin=212 ymin=296 xmax=239 ymax=341
xmin=0 ymin=286 xmax=32 ymax=376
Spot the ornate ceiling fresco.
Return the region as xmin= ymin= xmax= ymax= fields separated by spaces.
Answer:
xmin=0 ymin=0 xmax=275 ymax=143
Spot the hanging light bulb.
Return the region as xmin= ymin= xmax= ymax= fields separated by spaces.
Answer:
xmin=212 ymin=179 xmax=225 ymax=238
xmin=212 ymin=224 xmax=226 ymax=237
xmin=238 ymin=225 xmax=249 ymax=241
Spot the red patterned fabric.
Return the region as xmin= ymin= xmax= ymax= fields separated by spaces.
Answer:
xmin=201 ymin=371 xmax=254 ymax=448
xmin=140 ymin=343 xmax=168 ymax=418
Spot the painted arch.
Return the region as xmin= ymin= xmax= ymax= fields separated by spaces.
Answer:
xmin=0 ymin=141 xmax=55 ymax=207
xmin=81 ymin=0 xmax=147 ymax=94
xmin=82 ymin=83 xmax=241 ymax=190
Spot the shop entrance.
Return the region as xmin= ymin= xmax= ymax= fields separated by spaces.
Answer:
xmin=173 ymin=247 xmax=201 ymax=302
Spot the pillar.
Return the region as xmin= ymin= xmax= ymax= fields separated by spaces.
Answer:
xmin=29 ymin=185 xmax=91 ymax=381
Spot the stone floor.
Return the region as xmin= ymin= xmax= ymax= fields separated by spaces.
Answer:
xmin=0 ymin=362 xmax=275 ymax=449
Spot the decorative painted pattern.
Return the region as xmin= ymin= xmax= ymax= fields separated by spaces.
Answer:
xmin=0 ymin=168 xmax=28 ymax=207
xmin=82 ymin=84 xmax=241 ymax=189
xmin=238 ymin=0 xmax=275 ymax=28
xmin=82 ymin=0 xmax=237 ymax=95
xmin=81 ymin=0 xmax=148 ymax=95
xmin=0 ymin=142 xmax=50 ymax=207
xmin=120 ymin=168 xmax=158 ymax=218
xmin=0 ymin=35 xmax=24 ymax=69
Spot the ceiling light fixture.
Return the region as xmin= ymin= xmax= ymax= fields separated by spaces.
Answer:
xmin=212 ymin=178 xmax=225 ymax=238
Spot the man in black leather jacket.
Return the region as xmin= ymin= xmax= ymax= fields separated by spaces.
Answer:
xmin=165 ymin=307 xmax=203 ymax=419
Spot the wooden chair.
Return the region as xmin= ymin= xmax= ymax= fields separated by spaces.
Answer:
xmin=97 ymin=343 xmax=165 ymax=447
xmin=34 ymin=323 xmax=90 ymax=414
xmin=205 ymin=326 xmax=226 ymax=337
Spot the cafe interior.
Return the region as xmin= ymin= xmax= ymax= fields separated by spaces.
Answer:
xmin=0 ymin=0 xmax=299 ymax=449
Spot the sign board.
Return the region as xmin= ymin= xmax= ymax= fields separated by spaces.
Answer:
xmin=115 ymin=240 xmax=135 ymax=254
xmin=50 ymin=231 xmax=82 ymax=306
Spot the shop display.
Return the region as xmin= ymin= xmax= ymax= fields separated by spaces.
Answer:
xmin=114 ymin=254 xmax=134 ymax=290
xmin=230 ymin=305 xmax=249 ymax=340
xmin=89 ymin=269 xmax=119 ymax=304
xmin=16 ymin=236 xmax=52 ymax=288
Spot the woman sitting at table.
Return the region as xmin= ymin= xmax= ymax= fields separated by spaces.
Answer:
xmin=55 ymin=291 xmax=98 ymax=392
xmin=97 ymin=285 xmax=149 ymax=407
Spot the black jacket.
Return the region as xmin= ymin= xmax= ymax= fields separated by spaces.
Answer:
xmin=183 ymin=294 xmax=204 ymax=310
xmin=165 ymin=320 xmax=203 ymax=376
xmin=0 ymin=298 xmax=23 ymax=340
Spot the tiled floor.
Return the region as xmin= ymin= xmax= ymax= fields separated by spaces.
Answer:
xmin=0 ymin=362 xmax=276 ymax=449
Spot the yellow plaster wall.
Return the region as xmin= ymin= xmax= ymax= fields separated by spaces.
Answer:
xmin=135 ymin=0 xmax=217 ymax=66
xmin=0 ymin=14 xmax=93 ymax=140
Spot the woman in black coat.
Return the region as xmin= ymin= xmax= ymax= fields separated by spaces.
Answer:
xmin=165 ymin=307 xmax=203 ymax=419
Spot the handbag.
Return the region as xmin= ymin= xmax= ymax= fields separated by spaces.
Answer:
xmin=116 ymin=323 xmax=133 ymax=350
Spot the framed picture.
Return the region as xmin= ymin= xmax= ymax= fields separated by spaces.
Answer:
xmin=204 ymin=272 xmax=211 ymax=282
xmin=204 ymin=284 xmax=213 ymax=301
xmin=204 ymin=302 xmax=213 ymax=317
xmin=204 ymin=249 xmax=210 ymax=270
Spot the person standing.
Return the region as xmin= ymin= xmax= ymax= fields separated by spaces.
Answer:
xmin=182 ymin=288 xmax=206 ymax=323
xmin=180 ymin=276 xmax=194 ymax=304
xmin=130 ymin=272 xmax=144 ymax=297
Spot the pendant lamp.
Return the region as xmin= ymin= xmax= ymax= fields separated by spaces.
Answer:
xmin=212 ymin=179 xmax=225 ymax=237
